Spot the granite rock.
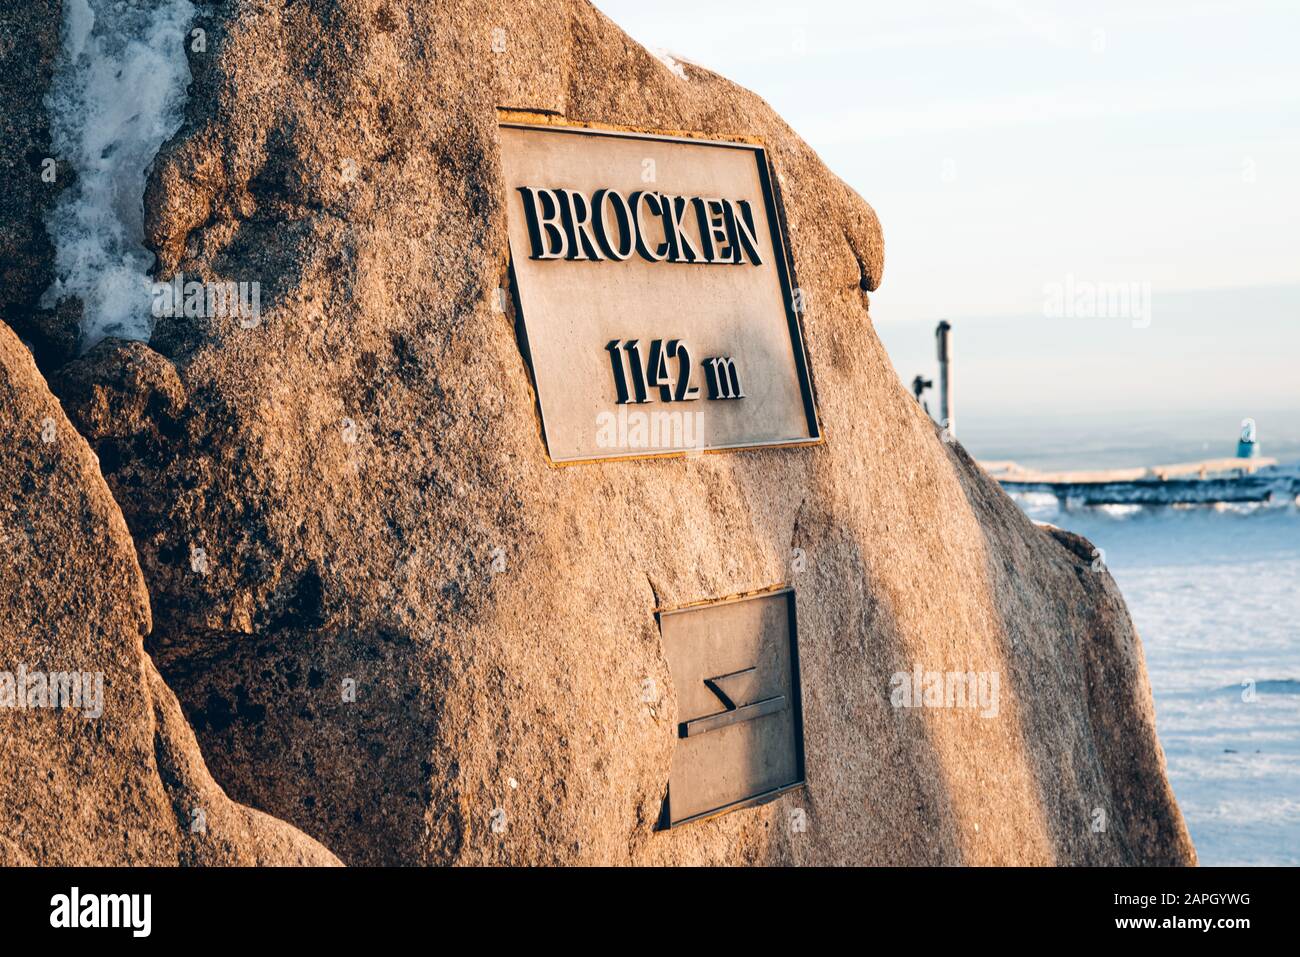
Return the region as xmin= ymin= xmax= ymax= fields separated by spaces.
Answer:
xmin=0 ymin=322 xmax=339 ymax=866
xmin=12 ymin=0 xmax=1193 ymax=866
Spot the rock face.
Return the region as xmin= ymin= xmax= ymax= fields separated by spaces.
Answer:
xmin=8 ymin=0 xmax=1193 ymax=865
xmin=0 ymin=0 xmax=78 ymax=369
xmin=0 ymin=323 xmax=339 ymax=865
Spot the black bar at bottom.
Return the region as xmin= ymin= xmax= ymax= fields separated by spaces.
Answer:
xmin=0 ymin=865 xmax=1284 ymax=943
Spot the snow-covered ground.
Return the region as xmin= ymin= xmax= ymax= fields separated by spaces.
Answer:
xmin=1015 ymin=493 xmax=1300 ymax=865
xmin=42 ymin=0 xmax=196 ymax=349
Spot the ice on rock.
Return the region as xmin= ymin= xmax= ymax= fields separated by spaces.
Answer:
xmin=41 ymin=0 xmax=196 ymax=350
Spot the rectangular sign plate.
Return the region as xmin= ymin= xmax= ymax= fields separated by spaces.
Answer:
xmin=500 ymin=123 xmax=820 ymax=463
xmin=656 ymin=588 xmax=806 ymax=828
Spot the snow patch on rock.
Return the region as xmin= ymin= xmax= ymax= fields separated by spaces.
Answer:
xmin=41 ymin=0 xmax=196 ymax=350
xmin=652 ymin=49 xmax=690 ymax=81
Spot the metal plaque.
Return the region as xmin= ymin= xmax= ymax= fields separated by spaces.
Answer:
xmin=500 ymin=123 xmax=820 ymax=463
xmin=656 ymin=588 xmax=806 ymax=827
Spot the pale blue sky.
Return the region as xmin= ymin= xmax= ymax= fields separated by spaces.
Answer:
xmin=591 ymin=0 xmax=1300 ymax=434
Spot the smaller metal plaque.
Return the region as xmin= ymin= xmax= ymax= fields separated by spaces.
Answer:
xmin=657 ymin=588 xmax=805 ymax=828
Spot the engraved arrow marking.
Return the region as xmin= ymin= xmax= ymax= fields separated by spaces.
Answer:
xmin=703 ymin=668 xmax=748 ymax=712
xmin=679 ymin=666 xmax=787 ymax=738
